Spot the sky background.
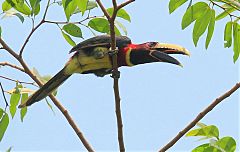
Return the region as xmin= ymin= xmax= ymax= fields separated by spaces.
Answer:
xmin=0 ymin=0 xmax=239 ymax=151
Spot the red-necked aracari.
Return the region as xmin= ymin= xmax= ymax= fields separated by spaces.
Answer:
xmin=19 ymin=35 xmax=190 ymax=108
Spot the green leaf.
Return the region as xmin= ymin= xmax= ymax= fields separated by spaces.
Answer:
xmin=20 ymin=93 xmax=28 ymax=122
xmin=114 ymin=26 xmax=121 ymax=36
xmin=224 ymin=22 xmax=233 ymax=48
xmin=0 ymin=113 xmax=9 ymax=142
xmin=62 ymin=31 xmax=76 ymax=46
xmin=169 ymin=0 xmax=187 ymax=14
xmin=115 ymin=20 xmax=127 ymax=35
xmin=182 ymin=2 xmax=209 ymax=29
xmin=216 ymin=136 xmax=236 ymax=152
xmin=7 ymin=0 xmax=31 ymax=15
xmin=193 ymin=7 xmax=211 ymax=46
xmin=73 ymin=0 xmax=97 ymax=14
xmin=196 ymin=122 xmax=207 ymax=128
xmin=29 ymin=0 xmax=40 ymax=16
xmin=45 ymin=99 xmax=55 ymax=115
xmin=233 ymin=22 xmax=240 ymax=62
xmin=86 ymin=0 xmax=97 ymax=10
xmin=2 ymin=1 xmax=12 ymax=11
xmin=88 ymin=18 xmax=109 ymax=33
xmin=192 ymin=143 xmax=211 ymax=152
xmin=14 ymin=13 xmax=24 ymax=23
xmin=62 ymin=0 xmax=77 ymax=21
xmin=6 ymin=147 xmax=12 ymax=152
xmin=107 ymin=8 xmax=131 ymax=22
xmin=216 ymin=8 xmax=235 ymax=21
xmin=186 ymin=125 xmax=219 ymax=139
xmin=9 ymin=106 xmax=16 ymax=119
xmin=205 ymin=9 xmax=215 ymax=49
xmin=9 ymin=93 xmax=21 ymax=118
xmin=63 ymin=23 xmax=82 ymax=38
xmin=0 ymin=108 xmax=3 ymax=118
xmin=10 ymin=93 xmax=21 ymax=106
xmin=76 ymin=0 xmax=88 ymax=15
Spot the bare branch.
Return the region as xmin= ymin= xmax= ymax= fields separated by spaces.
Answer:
xmin=220 ymin=0 xmax=240 ymax=11
xmin=1 ymin=30 xmax=94 ymax=152
xmin=0 ymin=62 xmax=25 ymax=73
xmin=43 ymin=0 xmax=51 ymax=20
xmin=0 ymin=82 xmax=9 ymax=110
xmin=112 ymin=0 xmax=117 ymax=9
xmin=0 ymin=75 xmax=36 ymax=86
xmin=44 ymin=16 xmax=99 ymax=25
xmin=0 ymin=38 xmax=19 ymax=59
xmin=19 ymin=0 xmax=51 ymax=57
xmin=159 ymin=82 xmax=240 ymax=152
xmin=19 ymin=21 xmax=44 ymax=57
xmin=117 ymin=0 xmax=135 ymax=10
xmin=210 ymin=0 xmax=240 ymax=20
xmin=96 ymin=0 xmax=111 ymax=20
xmin=95 ymin=0 xmax=135 ymax=151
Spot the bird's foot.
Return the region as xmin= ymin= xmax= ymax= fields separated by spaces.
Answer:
xmin=108 ymin=47 xmax=119 ymax=56
xmin=111 ymin=70 xmax=120 ymax=79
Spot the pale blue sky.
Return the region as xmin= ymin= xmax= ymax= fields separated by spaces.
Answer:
xmin=0 ymin=0 xmax=239 ymax=151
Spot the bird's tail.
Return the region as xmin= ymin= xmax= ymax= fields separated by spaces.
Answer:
xmin=19 ymin=68 xmax=71 ymax=108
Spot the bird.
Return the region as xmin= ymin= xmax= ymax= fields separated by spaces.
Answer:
xmin=19 ymin=35 xmax=190 ymax=108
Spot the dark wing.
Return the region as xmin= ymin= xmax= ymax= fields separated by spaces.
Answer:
xmin=69 ymin=35 xmax=131 ymax=53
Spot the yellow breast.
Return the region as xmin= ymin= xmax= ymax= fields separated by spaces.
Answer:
xmin=64 ymin=51 xmax=112 ymax=75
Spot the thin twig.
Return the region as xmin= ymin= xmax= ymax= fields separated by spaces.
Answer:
xmin=96 ymin=0 xmax=111 ymax=20
xmin=0 ymin=82 xmax=9 ymax=111
xmin=19 ymin=0 xmax=51 ymax=57
xmin=44 ymin=16 xmax=98 ymax=25
xmin=220 ymin=0 xmax=240 ymax=11
xmin=210 ymin=0 xmax=240 ymax=20
xmin=0 ymin=75 xmax=37 ymax=86
xmin=0 ymin=38 xmax=19 ymax=59
xmin=0 ymin=62 xmax=25 ymax=73
xmin=19 ymin=21 xmax=44 ymax=57
xmin=117 ymin=0 xmax=135 ymax=10
xmin=159 ymin=82 xmax=240 ymax=152
xmin=43 ymin=0 xmax=51 ymax=20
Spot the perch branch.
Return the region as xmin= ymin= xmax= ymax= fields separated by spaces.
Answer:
xmin=0 ymin=62 xmax=25 ymax=73
xmin=96 ymin=0 xmax=135 ymax=151
xmin=159 ymin=82 xmax=240 ymax=152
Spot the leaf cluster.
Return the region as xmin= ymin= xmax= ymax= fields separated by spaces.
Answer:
xmin=186 ymin=123 xmax=236 ymax=152
xmin=169 ymin=0 xmax=240 ymax=62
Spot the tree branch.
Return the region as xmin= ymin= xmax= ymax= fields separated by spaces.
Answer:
xmin=19 ymin=20 xmax=44 ymax=57
xmin=19 ymin=0 xmax=51 ymax=57
xmin=117 ymin=0 xmax=135 ymax=10
xmin=0 ymin=75 xmax=36 ymax=86
xmin=0 ymin=36 xmax=94 ymax=152
xmin=0 ymin=62 xmax=25 ymax=73
xmin=95 ymin=0 xmax=111 ymax=20
xmin=96 ymin=1 xmax=134 ymax=151
xmin=210 ymin=0 xmax=240 ymax=20
xmin=0 ymin=82 xmax=9 ymax=111
xmin=159 ymin=82 xmax=240 ymax=152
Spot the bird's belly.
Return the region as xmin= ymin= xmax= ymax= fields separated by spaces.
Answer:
xmin=64 ymin=53 xmax=112 ymax=75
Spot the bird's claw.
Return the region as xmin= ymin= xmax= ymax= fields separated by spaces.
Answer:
xmin=108 ymin=47 xmax=119 ymax=56
xmin=111 ymin=70 xmax=120 ymax=79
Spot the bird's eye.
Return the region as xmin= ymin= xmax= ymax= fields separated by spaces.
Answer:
xmin=148 ymin=42 xmax=157 ymax=47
